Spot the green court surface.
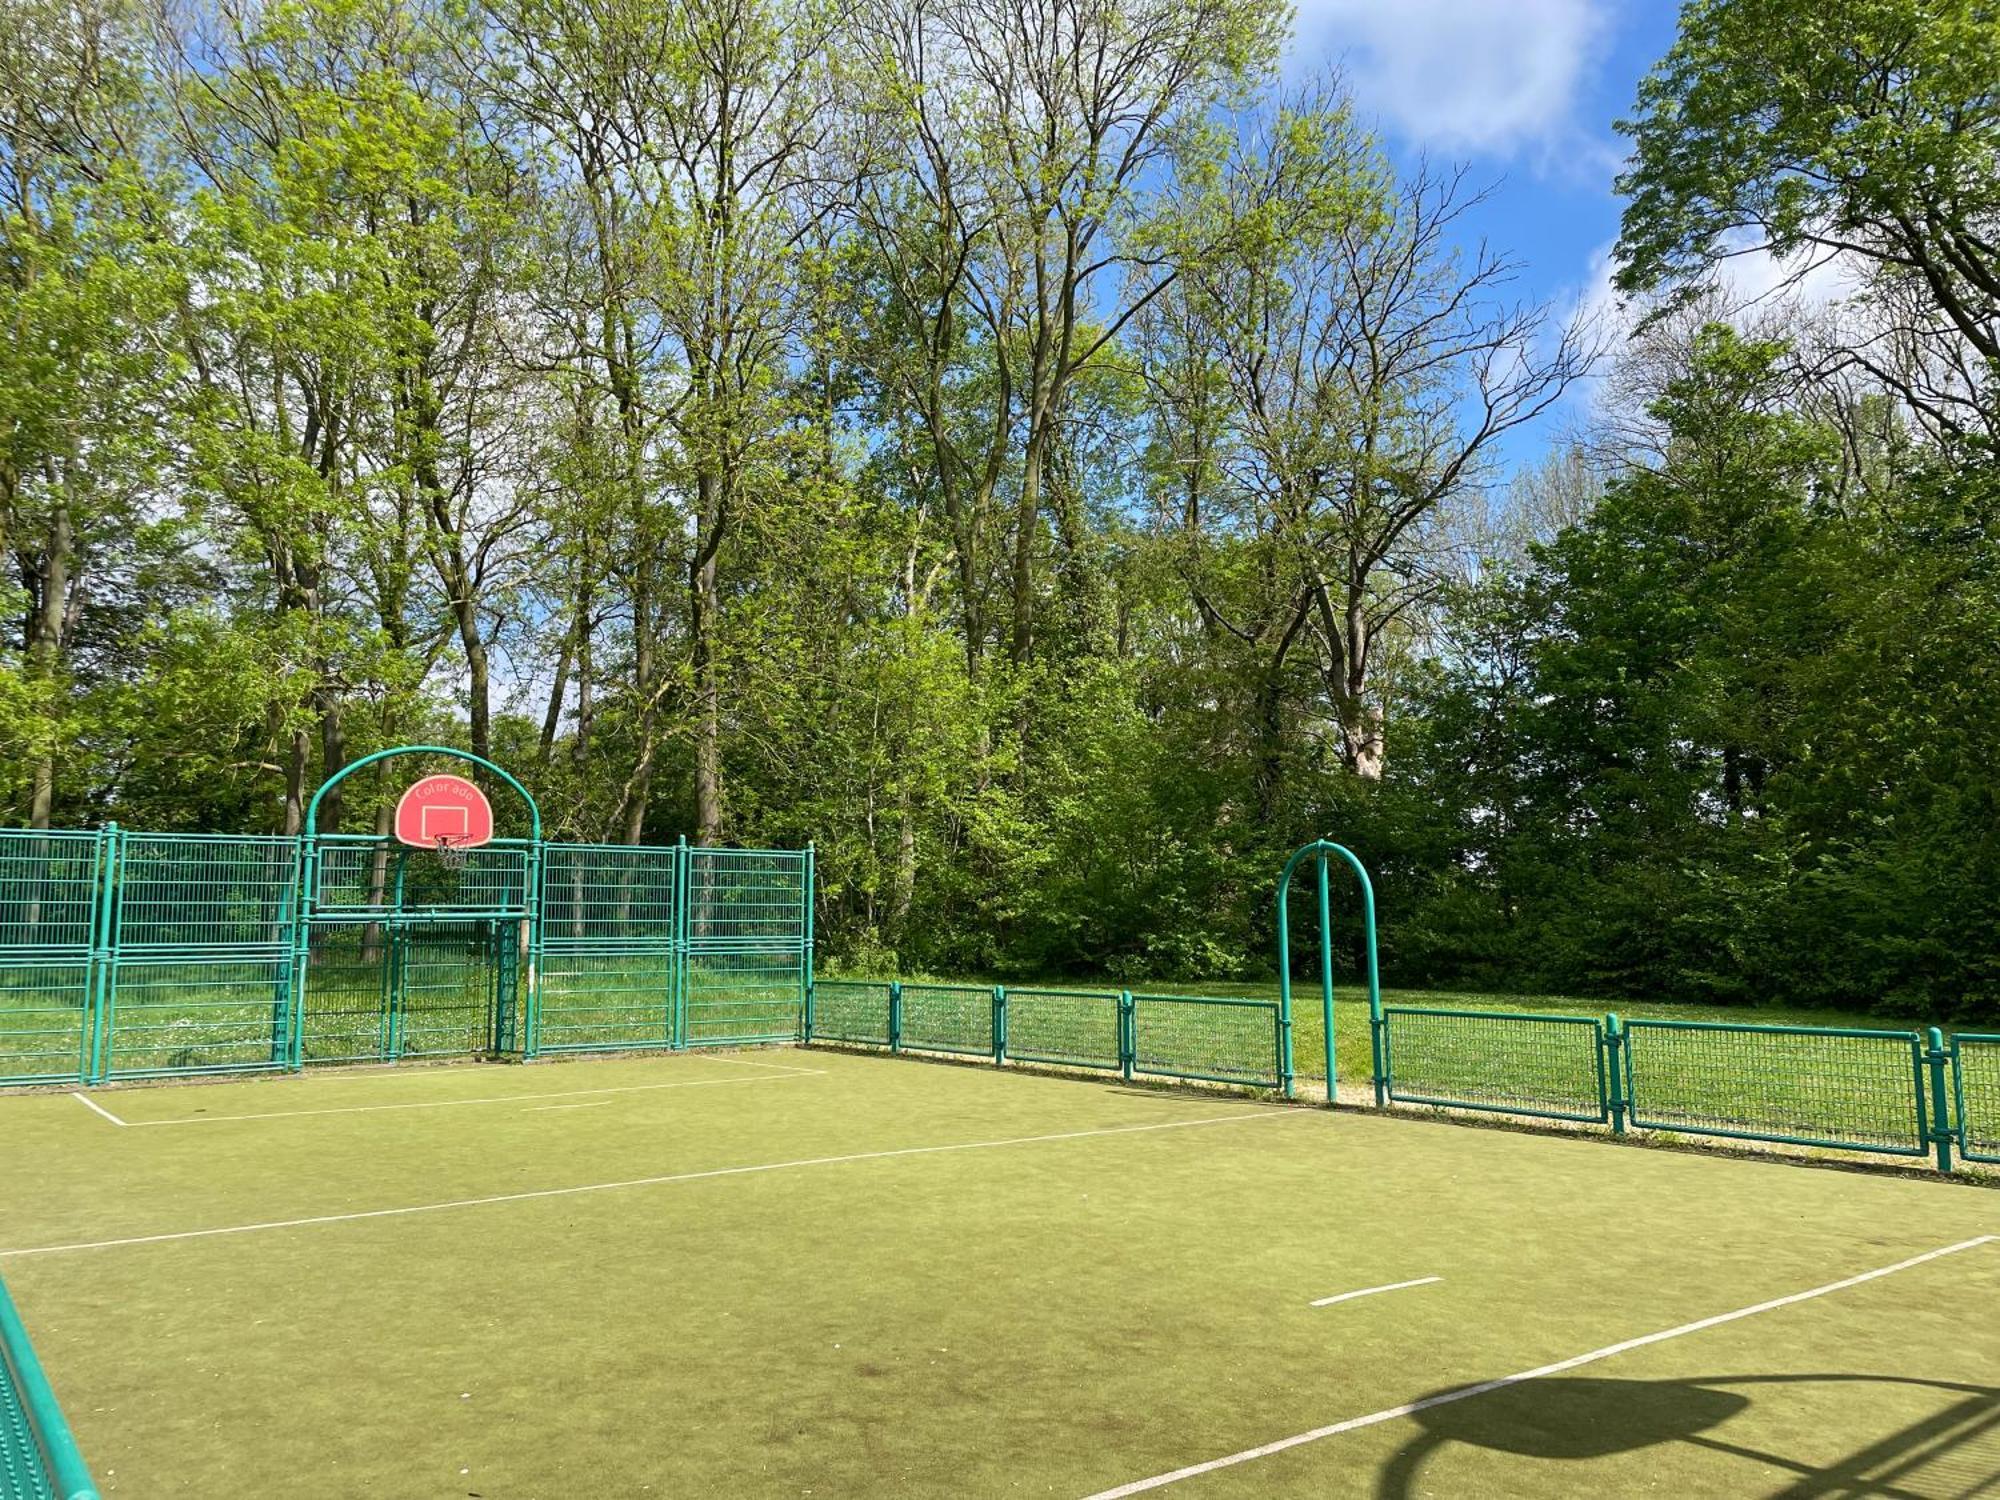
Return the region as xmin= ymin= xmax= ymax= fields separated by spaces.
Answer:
xmin=3 ymin=1049 xmax=1996 ymax=1497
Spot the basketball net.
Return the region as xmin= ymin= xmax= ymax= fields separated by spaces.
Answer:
xmin=434 ymin=834 xmax=469 ymax=871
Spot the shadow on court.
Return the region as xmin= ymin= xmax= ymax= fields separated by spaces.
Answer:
xmin=1374 ymin=1374 xmax=2000 ymax=1499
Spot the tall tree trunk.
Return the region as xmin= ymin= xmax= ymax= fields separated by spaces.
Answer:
xmin=690 ymin=483 xmax=723 ymax=843
xmin=24 ymin=498 xmax=72 ymax=829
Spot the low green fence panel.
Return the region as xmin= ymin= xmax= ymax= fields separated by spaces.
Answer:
xmin=1000 ymin=988 xmax=1123 ymax=1072
xmin=1953 ymin=1033 xmax=2000 ymax=1164
xmin=0 ymin=1271 xmax=98 ymax=1500
xmin=806 ymin=980 xmax=893 ymax=1047
xmin=897 ymin=983 xmax=994 ymax=1058
xmin=682 ymin=848 xmax=810 ymax=1046
xmin=0 ymin=830 xmax=104 ymax=1086
xmin=1622 ymin=1020 xmax=1928 ymax=1156
xmin=1129 ymin=994 xmax=1281 ymax=1088
xmin=1382 ymin=1007 xmax=1607 ymax=1123
xmin=535 ymin=843 xmax=678 ymax=1053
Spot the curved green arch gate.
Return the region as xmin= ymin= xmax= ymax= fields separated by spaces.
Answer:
xmin=1275 ymin=840 xmax=1384 ymax=1104
xmin=290 ymin=746 xmax=545 ymax=1068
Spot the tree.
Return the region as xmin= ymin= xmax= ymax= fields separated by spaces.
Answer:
xmin=1616 ymin=0 xmax=2000 ymax=437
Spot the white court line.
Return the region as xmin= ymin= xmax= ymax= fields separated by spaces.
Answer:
xmin=1310 ymin=1275 xmax=1440 ymax=1308
xmin=1083 ymin=1234 xmax=2000 ymax=1499
xmin=1 ymin=1107 xmax=1291 ymax=1259
xmin=108 ymin=1069 xmax=825 ymax=1127
xmin=528 ymin=1100 xmax=614 ymax=1112
xmin=71 ymin=1093 xmax=128 ymax=1127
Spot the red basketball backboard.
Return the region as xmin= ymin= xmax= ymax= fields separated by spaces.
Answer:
xmin=394 ymin=774 xmax=495 ymax=849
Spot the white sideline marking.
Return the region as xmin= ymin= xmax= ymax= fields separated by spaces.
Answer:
xmin=1 ymin=1108 xmax=1291 ymax=1259
xmin=528 ymin=1100 xmax=614 ymax=1112
xmin=1310 ymin=1276 xmax=1440 ymax=1308
xmin=113 ymin=1069 xmax=825 ymax=1126
xmin=71 ymin=1093 xmax=128 ymax=1127
xmin=1083 ymin=1234 xmax=2000 ymax=1499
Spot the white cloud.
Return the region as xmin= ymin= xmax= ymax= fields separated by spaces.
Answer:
xmin=1289 ymin=0 xmax=1611 ymax=157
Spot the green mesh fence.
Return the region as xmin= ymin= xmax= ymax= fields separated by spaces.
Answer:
xmin=1382 ymin=1007 xmax=1607 ymax=1123
xmin=897 ymin=984 xmax=995 ymax=1058
xmin=1622 ymin=1020 xmax=1928 ymax=1156
xmin=1954 ymin=1034 xmax=2000 ymax=1164
xmin=100 ymin=834 xmax=297 ymax=1080
xmin=1128 ymin=994 xmax=1281 ymax=1088
xmin=807 ymin=980 xmax=893 ymax=1046
xmin=682 ymin=849 xmax=809 ymax=1046
xmin=0 ymin=822 xmax=811 ymax=1083
xmin=535 ymin=844 xmax=677 ymax=1053
xmin=0 ymin=1272 xmax=97 ymax=1500
xmin=1001 ymin=988 xmax=1123 ymax=1071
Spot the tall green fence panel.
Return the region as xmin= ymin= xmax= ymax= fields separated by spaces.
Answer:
xmin=1129 ymin=994 xmax=1282 ymax=1088
xmin=897 ymin=984 xmax=993 ymax=1057
xmin=682 ymin=848 xmax=810 ymax=1046
xmin=1381 ymin=1008 xmax=1608 ymax=1124
xmin=0 ymin=1272 xmax=97 ymax=1500
xmin=0 ymin=830 xmax=102 ymax=1085
xmin=806 ymin=980 xmax=893 ymax=1047
xmin=1001 ymin=989 xmax=1122 ymax=1072
xmin=100 ymin=834 xmax=299 ymax=1081
xmin=535 ymin=844 xmax=678 ymax=1053
xmin=1622 ymin=1020 xmax=1928 ymax=1156
xmin=1954 ymin=1034 xmax=2000 ymax=1164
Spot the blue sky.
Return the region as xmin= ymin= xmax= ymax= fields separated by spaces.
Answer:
xmin=1289 ymin=0 xmax=1680 ymax=306
xmin=1285 ymin=0 xmax=1685 ymax=452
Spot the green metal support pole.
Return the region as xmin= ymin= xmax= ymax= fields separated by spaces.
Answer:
xmin=993 ymin=985 xmax=1007 ymax=1065
xmin=672 ymin=836 xmax=689 ymax=1050
xmin=1120 ymin=991 xmax=1134 ymax=1081
xmin=520 ymin=836 xmax=542 ymax=1059
xmin=1925 ymin=1027 xmax=1953 ymax=1173
xmin=889 ymin=980 xmax=903 ymax=1054
xmin=1317 ymin=856 xmax=1335 ymax=1098
xmin=1605 ymin=1013 xmax=1627 ymax=1134
xmin=288 ymin=832 xmax=317 ymax=1069
xmin=1276 ymin=873 xmax=1295 ymax=1100
xmin=85 ymin=824 xmax=118 ymax=1084
xmin=801 ymin=842 xmax=815 ymax=1042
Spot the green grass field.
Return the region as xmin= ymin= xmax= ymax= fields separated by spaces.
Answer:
xmin=5 ymin=1048 xmax=1997 ymax=1496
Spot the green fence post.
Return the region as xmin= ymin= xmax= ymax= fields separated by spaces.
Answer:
xmin=1604 ymin=1013 xmax=1627 ymax=1135
xmin=993 ymin=985 xmax=1006 ymax=1065
xmin=85 ymin=823 xmax=119 ymax=1085
xmin=1119 ymin=991 xmax=1135 ymax=1080
xmin=672 ymin=836 xmax=689 ymax=1051
xmin=889 ymin=980 xmax=902 ymax=1054
xmin=1316 ymin=855 xmax=1336 ymax=1101
xmin=801 ymin=843 xmax=815 ymax=1043
xmin=520 ymin=835 xmax=542 ymax=1060
xmin=1924 ymin=1027 xmax=1953 ymax=1173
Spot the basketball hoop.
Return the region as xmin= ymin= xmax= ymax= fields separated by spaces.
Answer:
xmin=395 ymin=773 xmax=494 ymax=860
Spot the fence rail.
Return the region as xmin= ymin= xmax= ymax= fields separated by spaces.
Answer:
xmin=0 ymin=826 xmax=810 ymax=1086
xmin=1 ymin=1270 xmax=98 ymax=1500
